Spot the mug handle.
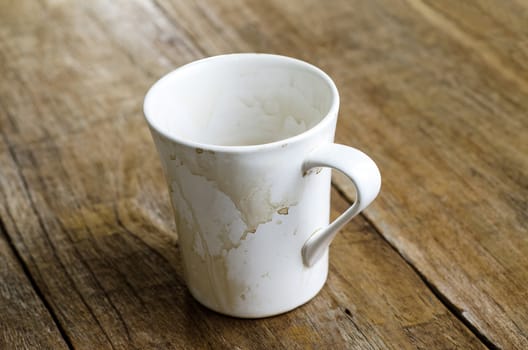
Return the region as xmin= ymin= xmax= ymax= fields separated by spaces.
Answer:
xmin=301 ymin=143 xmax=381 ymax=267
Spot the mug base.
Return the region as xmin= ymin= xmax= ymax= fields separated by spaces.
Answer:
xmin=187 ymin=272 xmax=328 ymax=319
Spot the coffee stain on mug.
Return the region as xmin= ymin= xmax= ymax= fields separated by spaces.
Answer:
xmin=155 ymin=135 xmax=303 ymax=313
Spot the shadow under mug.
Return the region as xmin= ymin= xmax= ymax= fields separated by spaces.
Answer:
xmin=144 ymin=53 xmax=381 ymax=318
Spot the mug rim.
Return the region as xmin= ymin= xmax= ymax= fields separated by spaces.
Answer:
xmin=143 ymin=53 xmax=340 ymax=153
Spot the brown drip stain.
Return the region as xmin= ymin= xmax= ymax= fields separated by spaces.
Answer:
xmin=315 ymin=167 xmax=323 ymax=174
xmin=163 ymin=139 xmax=304 ymax=310
xmin=277 ymin=207 xmax=289 ymax=215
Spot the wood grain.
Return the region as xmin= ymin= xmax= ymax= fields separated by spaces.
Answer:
xmin=0 ymin=0 xmax=525 ymax=348
xmin=0 ymin=0 xmax=486 ymax=348
xmin=322 ymin=1 xmax=528 ymax=348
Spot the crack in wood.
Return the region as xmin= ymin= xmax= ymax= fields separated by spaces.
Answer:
xmin=0 ymin=218 xmax=74 ymax=350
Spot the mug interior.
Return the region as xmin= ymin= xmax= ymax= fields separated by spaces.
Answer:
xmin=144 ymin=54 xmax=336 ymax=147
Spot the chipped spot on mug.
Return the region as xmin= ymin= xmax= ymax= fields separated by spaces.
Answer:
xmin=277 ymin=207 xmax=289 ymax=215
xmin=303 ymin=167 xmax=323 ymax=177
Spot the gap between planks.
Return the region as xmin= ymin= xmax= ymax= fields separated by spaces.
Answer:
xmin=0 ymin=218 xmax=75 ymax=350
xmin=331 ymin=182 xmax=497 ymax=350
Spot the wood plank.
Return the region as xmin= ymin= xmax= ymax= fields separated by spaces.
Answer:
xmin=0 ymin=0 xmax=484 ymax=348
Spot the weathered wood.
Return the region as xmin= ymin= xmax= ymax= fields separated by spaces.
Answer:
xmin=305 ymin=0 xmax=528 ymax=348
xmin=0 ymin=0 xmax=488 ymax=348
xmin=329 ymin=2 xmax=528 ymax=348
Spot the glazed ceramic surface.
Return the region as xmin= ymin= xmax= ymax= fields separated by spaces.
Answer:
xmin=144 ymin=54 xmax=381 ymax=318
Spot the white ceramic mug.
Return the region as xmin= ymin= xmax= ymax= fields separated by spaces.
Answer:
xmin=144 ymin=54 xmax=381 ymax=318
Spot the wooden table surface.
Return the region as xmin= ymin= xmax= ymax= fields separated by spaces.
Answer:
xmin=1 ymin=0 xmax=527 ymax=349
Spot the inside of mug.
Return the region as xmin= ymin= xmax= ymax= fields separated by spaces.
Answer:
xmin=144 ymin=55 xmax=336 ymax=147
